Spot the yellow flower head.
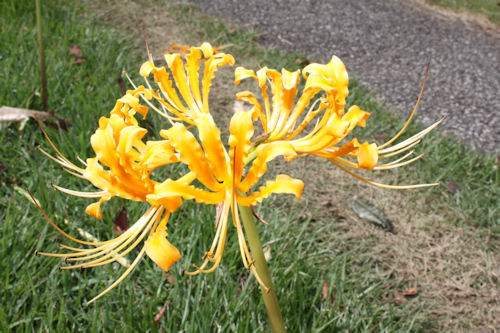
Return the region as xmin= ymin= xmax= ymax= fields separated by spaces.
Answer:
xmin=235 ymin=57 xmax=444 ymax=188
xmin=36 ymin=43 xmax=304 ymax=303
xmin=35 ymin=43 xmax=442 ymax=305
xmin=36 ymin=97 xmax=183 ymax=304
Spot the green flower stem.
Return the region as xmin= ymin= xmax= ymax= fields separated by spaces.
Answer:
xmin=239 ymin=204 xmax=286 ymax=333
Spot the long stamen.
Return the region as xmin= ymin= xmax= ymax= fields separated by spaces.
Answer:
xmin=29 ymin=190 xmax=109 ymax=246
xmin=37 ymin=207 xmax=157 ymax=258
xmin=65 ymin=208 xmax=161 ymax=269
xmin=379 ymin=117 xmax=445 ymax=155
xmin=62 ymin=168 xmax=86 ymax=179
xmin=379 ymin=139 xmax=421 ymax=158
xmin=38 ymin=148 xmax=84 ymax=174
xmin=378 ymin=150 xmax=415 ymax=166
xmin=374 ymin=153 xmax=425 ymax=170
xmin=378 ymin=61 xmax=430 ymax=150
xmin=36 ymin=119 xmax=83 ymax=172
xmin=52 ymin=185 xmax=109 ymax=198
xmin=84 ymin=247 xmax=146 ymax=306
xmin=330 ymin=159 xmax=439 ymax=189
xmin=186 ymin=206 xmax=230 ymax=275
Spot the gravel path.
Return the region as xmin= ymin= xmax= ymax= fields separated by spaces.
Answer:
xmin=188 ymin=0 xmax=500 ymax=152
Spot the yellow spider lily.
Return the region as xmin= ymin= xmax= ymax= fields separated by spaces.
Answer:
xmin=146 ymin=111 xmax=303 ymax=290
xmin=35 ymin=42 xmax=303 ymax=303
xmin=235 ymin=58 xmax=444 ymax=189
xmin=36 ymin=94 xmax=184 ymax=305
xmin=34 ymin=41 xmax=442 ymax=307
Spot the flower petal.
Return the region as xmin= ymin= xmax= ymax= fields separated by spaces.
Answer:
xmin=239 ymin=141 xmax=296 ymax=192
xmin=140 ymin=140 xmax=179 ymax=170
xmin=165 ymin=53 xmax=200 ymax=116
xmin=195 ymin=114 xmax=230 ymax=183
xmin=202 ymin=53 xmax=235 ymax=113
xmin=144 ymin=213 xmax=182 ymax=272
xmin=85 ymin=195 xmax=112 ymax=220
xmin=148 ymin=179 xmax=224 ymax=205
xmin=237 ymin=175 xmax=304 ymax=206
xmin=228 ymin=111 xmax=254 ymax=184
xmin=234 ymin=67 xmax=257 ymax=84
xmin=186 ymin=46 xmax=204 ymax=111
xmin=160 ymin=123 xmax=220 ymax=191
xmin=357 ymin=142 xmax=378 ymax=169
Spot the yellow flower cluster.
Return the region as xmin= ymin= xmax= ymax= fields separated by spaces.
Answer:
xmin=37 ymin=43 xmax=442 ymax=304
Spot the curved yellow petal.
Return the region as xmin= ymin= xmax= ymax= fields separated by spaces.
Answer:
xmin=186 ymin=46 xmax=204 ymax=111
xmin=237 ymin=175 xmax=304 ymax=206
xmin=316 ymin=138 xmax=360 ymax=159
xmin=195 ymin=114 xmax=229 ymax=182
xmin=85 ymin=195 xmax=112 ymax=220
xmin=139 ymin=61 xmax=155 ymax=77
xmin=281 ymin=68 xmax=300 ymax=90
xmin=148 ymin=179 xmax=225 ymax=205
xmin=198 ymin=42 xmax=214 ymax=58
xmin=202 ymin=53 xmax=235 ymax=113
xmin=151 ymin=66 xmax=191 ymax=119
xmin=144 ymin=213 xmax=182 ymax=272
xmin=234 ymin=67 xmax=257 ymax=85
xmin=357 ymin=142 xmax=378 ymax=169
xmin=160 ymin=123 xmax=220 ymax=191
xmin=118 ymin=91 xmax=149 ymax=118
xmin=117 ymin=126 xmax=148 ymax=168
xmin=140 ymin=140 xmax=179 ymax=170
xmin=342 ymin=105 xmax=371 ymax=133
xmin=236 ymin=91 xmax=265 ymax=124
xmin=303 ymin=55 xmax=349 ymax=112
xmin=239 ymin=141 xmax=296 ymax=192
xmin=84 ymin=158 xmax=150 ymax=201
xmin=165 ymin=53 xmax=200 ymax=116
xmin=281 ymin=87 xmax=322 ymax=140
xmin=228 ymin=111 xmax=254 ymax=183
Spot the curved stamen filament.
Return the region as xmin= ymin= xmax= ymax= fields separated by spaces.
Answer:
xmin=38 ymin=148 xmax=84 ymax=174
xmin=378 ymin=117 xmax=445 ymax=155
xmin=37 ymin=207 xmax=157 ymax=256
xmin=379 ymin=139 xmax=421 ymax=159
xmin=52 ymin=185 xmax=109 ymax=198
xmin=84 ymin=247 xmax=146 ymax=306
xmin=185 ymin=200 xmax=231 ymax=275
xmin=330 ymin=159 xmax=439 ymax=189
xmin=30 ymin=190 xmax=116 ymax=246
xmin=374 ymin=153 xmax=425 ymax=170
xmin=65 ymin=208 xmax=162 ymax=269
xmin=36 ymin=120 xmax=84 ymax=174
xmin=378 ymin=61 xmax=430 ymax=150
xmin=379 ymin=150 xmax=415 ymax=166
xmin=233 ymin=202 xmax=268 ymax=290
xmin=64 ymin=208 xmax=160 ymax=263
xmin=62 ymin=168 xmax=86 ymax=179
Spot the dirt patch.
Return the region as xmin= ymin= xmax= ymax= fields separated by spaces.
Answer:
xmin=91 ymin=1 xmax=500 ymax=330
xmin=408 ymin=0 xmax=499 ymax=36
xmin=281 ymin=156 xmax=499 ymax=331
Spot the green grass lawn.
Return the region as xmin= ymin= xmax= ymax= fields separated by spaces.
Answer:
xmin=1 ymin=0 xmax=498 ymax=331
xmin=425 ymin=0 xmax=500 ymax=26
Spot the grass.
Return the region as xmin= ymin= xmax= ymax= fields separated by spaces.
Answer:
xmin=424 ymin=0 xmax=500 ymax=27
xmin=0 ymin=0 xmax=498 ymax=331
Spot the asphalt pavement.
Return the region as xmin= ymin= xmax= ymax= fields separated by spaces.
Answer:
xmin=189 ymin=0 xmax=500 ymax=152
